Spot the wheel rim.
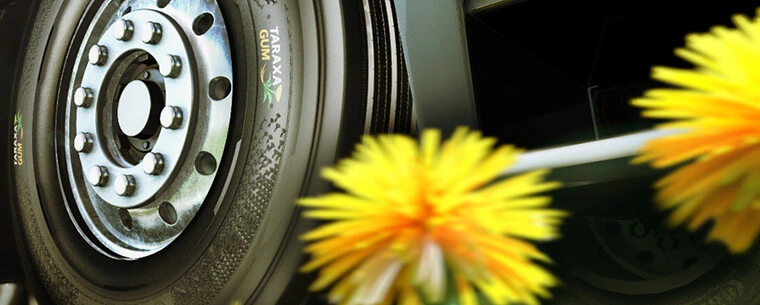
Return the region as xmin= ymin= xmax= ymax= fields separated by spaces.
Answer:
xmin=571 ymin=217 xmax=725 ymax=294
xmin=62 ymin=0 xmax=233 ymax=260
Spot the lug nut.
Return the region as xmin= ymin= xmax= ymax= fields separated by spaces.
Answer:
xmin=142 ymin=152 xmax=165 ymax=175
xmin=73 ymin=132 xmax=94 ymax=153
xmin=141 ymin=22 xmax=162 ymax=44
xmin=73 ymin=87 xmax=94 ymax=108
xmin=657 ymin=235 xmax=679 ymax=251
xmin=114 ymin=176 xmax=136 ymax=197
xmin=629 ymin=221 xmax=649 ymax=238
xmin=159 ymin=55 xmax=182 ymax=78
xmin=87 ymin=166 xmax=109 ymax=187
xmin=88 ymin=45 xmax=108 ymax=66
xmin=113 ymin=19 xmax=134 ymax=41
xmin=160 ymin=106 xmax=183 ymax=129
xmin=114 ymin=174 xmax=136 ymax=196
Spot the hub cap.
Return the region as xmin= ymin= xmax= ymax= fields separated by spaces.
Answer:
xmin=63 ymin=0 xmax=233 ymax=259
xmin=117 ymin=80 xmax=162 ymax=137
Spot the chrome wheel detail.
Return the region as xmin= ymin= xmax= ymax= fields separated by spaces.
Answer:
xmin=73 ymin=87 xmax=94 ymax=108
xmin=88 ymin=45 xmax=108 ymax=65
xmin=116 ymin=80 xmax=162 ymax=137
xmin=88 ymin=166 xmax=110 ymax=187
xmin=159 ymin=105 xmax=182 ymax=129
xmin=140 ymin=21 xmax=162 ymax=44
xmin=112 ymin=19 xmax=134 ymax=41
xmin=73 ymin=132 xmax=94 ymax=153
xmin=63 ymin=0 xmax=233 ymax=259
xmin=114 ymin=174 xmax=136 ymax=197
xmin=159 ymin=54 xmax=182 ymax=78
xmin=142 ymin=152 xmax=165 ymax=176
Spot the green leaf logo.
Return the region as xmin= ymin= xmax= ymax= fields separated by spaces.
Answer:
xmin=260 ymin=64 xmax=282 ymax=108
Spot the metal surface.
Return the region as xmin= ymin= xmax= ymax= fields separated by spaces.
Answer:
xmin=160 ymin=105 xmax=182 ymax=129
xmin=112 ymin=19 xmax=134 ymax=41
xmin=73 ymin=87 xmax=94 ymax=108
xmin=116 ymin=80 xmax=160 ymax=137
xmin=63 ymin=0 xmax=234 ymax=259
xmin=73 ymin=132 xmax=94 ymax=153
xmin=141 ymin=152 xmax=164 ymax=175
xmin=159 ymin=54 xmax=181 ymax=78
xmin=0 ymin=284 xmax=23 ymax=305
xmin=88 ymin=45 xmax=108 ymax=65
xmin=75 ymin=9 xmax=198 ymax=209
xmin=87 ymin=166 xmax=109 ymax=187
xmin=394 ymin=0 xmax=479 ymax=136
xmin=140 ymin=21 xmax=162 ymax=44
xmin=114 ymin=174 xmax=136 ymax=197
xmin=0 ymin=284 xmax=16 ymax=305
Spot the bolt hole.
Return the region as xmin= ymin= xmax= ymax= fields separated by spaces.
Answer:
xmin=637 ymin=251 xmax=654 ymax=264
xmin=159 ymin=202 xmax=177 ymax=225
xmin=192 ymin=13 xmax=214 ymax=36
xmin=209 ymin=77 xmax=231 ymax=100
xmin=682 ymin=257 xmax=698 ymax=269
xmin=195 ymin=152 xmax=217 ymax=175
xmin=119 ymin=209 xmax=133 ymax=230
xmin=157 ymin=0 xmax=170 ymax=8
xmin=605 ymin=222 xmax=622 ymax=234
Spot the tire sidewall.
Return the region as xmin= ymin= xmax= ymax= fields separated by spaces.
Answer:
xmin=548 ymin=247 xmax=760 ymax=305
xmin=11 ymin=0 xmax=320 ymax=304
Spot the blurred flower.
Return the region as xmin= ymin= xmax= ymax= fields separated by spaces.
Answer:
xmin=632 ymin=11 xmax=760 ymax=253
xmin=298 ymin=128 xmax=565 ymax=305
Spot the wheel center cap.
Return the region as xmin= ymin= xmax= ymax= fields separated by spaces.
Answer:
xmin=65 ymin=4 xmax=234 ymax=259
xmin=117 ymin=80 xmax=162 ymax=137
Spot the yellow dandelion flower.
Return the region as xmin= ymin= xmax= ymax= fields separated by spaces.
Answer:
xmin=298 ymin=127 xmax=566 ymax=305
xmin=632 ymin=10 xmax=760 ymax=253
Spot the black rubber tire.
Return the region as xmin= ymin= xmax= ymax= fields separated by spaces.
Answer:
xmin=0 ymin=0 xmax=34 ymax=284
xmin=541 ymin=178 xmax=760 ymax=305
xmin=7 ymin=0 xmax=411 ymax=304
xmin=547 ymin=246 xmax=760 ymax=305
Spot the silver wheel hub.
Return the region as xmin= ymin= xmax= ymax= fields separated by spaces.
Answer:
xmin=63 ymin=0 xmax=233 ymax=259
xmin=117 ymin=80 xmax=162 ymax=137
